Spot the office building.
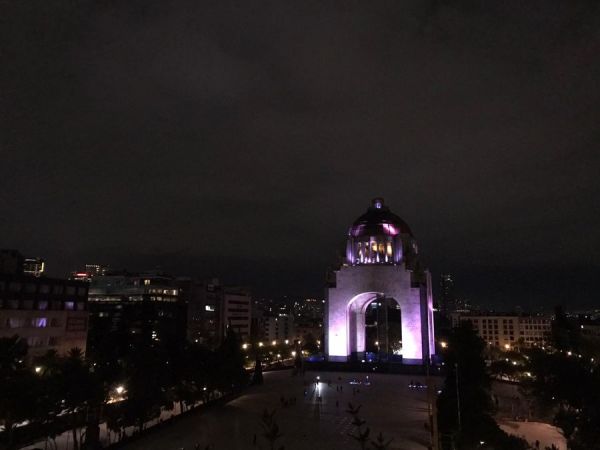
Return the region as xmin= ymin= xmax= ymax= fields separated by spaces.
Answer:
xmin=0 ymin=272 xmax=89 ymax=359
xmin=23 ymin=257 xmax=45 ymax=277
xmin=452 ymin=312 xmax=552 ymax=349
xmin=178 ymin=277 xmax=221 ymax=347
xmin=87 ymin=271 xmax=185 ymax=356
xmin=221 ymin=287 xmax=251 ymax=341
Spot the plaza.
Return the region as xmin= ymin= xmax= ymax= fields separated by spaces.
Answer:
xmin=121 ymin=370 xmax=434 ymax=450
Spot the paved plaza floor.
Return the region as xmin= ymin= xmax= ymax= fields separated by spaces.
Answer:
xmin=121 ymin=370 xmax=434 ymax=450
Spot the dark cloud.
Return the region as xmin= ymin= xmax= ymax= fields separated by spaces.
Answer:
xmin=1 ymin=0 xmax=599 ymax=308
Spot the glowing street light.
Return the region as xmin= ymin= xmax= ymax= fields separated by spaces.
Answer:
xmin=115 ymin=385 xmax=125 ymax=395
xmin=272 ymin=340 xmax=277 ymax=346
xmin=504 ymin=343 xmax=511 ymax=350
xmin=242 ymin=343 xmax=248 ymax=350
xmin=258 ymin=342 xmax=264 ymax=347
xmin=291 ymin=351 xmax=297 ymax=357
xmin=284 ymin=339 xmax=289 ymax=345
xmin=34 ymin=366 xmax=42 ymax=374
xmin=440 ymin=341 xmax=448 ymax=349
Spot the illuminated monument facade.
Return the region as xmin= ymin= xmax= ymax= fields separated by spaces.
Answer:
xmin=325 ymin=198 xmax=435 ymax=364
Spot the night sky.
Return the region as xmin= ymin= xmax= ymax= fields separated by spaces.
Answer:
xmin=1 ymin=1 xmax=599 ymax=310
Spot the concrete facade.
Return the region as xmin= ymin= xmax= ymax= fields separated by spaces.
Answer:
xmin=0 ymin=273 xmax=89 ymax=359
xmin=325 ymin=199 xmax=435 ymax=364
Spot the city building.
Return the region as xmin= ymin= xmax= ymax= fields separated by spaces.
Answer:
xmin=221 ymin=287 xmax=251 ymax=341
xmin=86 ymin=271 xmax=185 ymax=356
xmin=439 ymin=273 xmax=455 ymax=316
xmin=325 ymin=198 xmax=435 ymax=364
xmin=178 ymin=277 xmax=221 ymax=347
xmin=70 ymin=264 xmax=109 ymax=282
xmin=23 ymin=257 xmax=45 ymax=277
xmin=451 ymin=312 xmax=552 ymax=349
xmin=263 ymin=314 xmax=294 ymax=343
xmin=294 ymin=319 xmax=323 ymax=344
xmin=0 ymin=249 xmax=25 ymax=275
xmin=0 ymin=271 xmax=89 ymax=359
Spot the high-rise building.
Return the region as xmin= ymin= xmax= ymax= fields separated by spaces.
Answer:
xmin=86 ymin=271 xmax=185 ymax=356
xmin=264 ymin=314 xmax=295 ymax=343
xmin=222 ymin=287 xmax=251 ymax=341
xmin=439 ymin=273 xmax=455 ymax=316
xmin=23 ymin=257 xmax=45 ymax=277
xmin=178 ymin=277 xmax=222 ymax=347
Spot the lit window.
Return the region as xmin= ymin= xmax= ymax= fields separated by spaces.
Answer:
xmin=144 ymin=279 xmax=150 ymax=286
xmin=33 ymin=317 xmax=47 ymax=328
xmin=65 ymin=301 xmax=75 ymax=310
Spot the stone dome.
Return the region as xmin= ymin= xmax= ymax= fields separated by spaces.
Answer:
xmin=348 ymin=198 xmax=412 ymax=238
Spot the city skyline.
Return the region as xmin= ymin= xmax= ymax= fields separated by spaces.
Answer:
xmin=2 ymin=1 xmax=599 ymax=308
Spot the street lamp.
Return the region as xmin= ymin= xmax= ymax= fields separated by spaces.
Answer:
xmin=115 ymin=385 xmax=125 ymax=395
xmin=34 ymin=366 xmax=42 ymax=374
xmin=440 ymin=341 xmax=448 ymax=349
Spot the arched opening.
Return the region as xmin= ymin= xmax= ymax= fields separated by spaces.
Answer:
xmin=364 ymin=297 xmax=402 ymax=362
xmin=346 ymin=293 xmax=403 ymax=362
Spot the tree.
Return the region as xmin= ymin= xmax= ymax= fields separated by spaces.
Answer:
xmin=252 ymin=355 xmax=263 ymax=385
xmin=58 ymin=348 xmax=103 ymax=450
xmin=260 ymin=409 xmax=285 ymax=450
xmin=522 ymin=347 xmax=600 ymax=449
xmin=437 ymin=322 xmax=528 ymax=449
xmin=121 ymin=346 xmax=164 ymax=433
xmin=0 ymin=336 xmax=38 ymax=449
xmin=214 ymin=327 xmax=248 ymax=393
xmin=301 ymin=333 xmax=319 ymax=355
